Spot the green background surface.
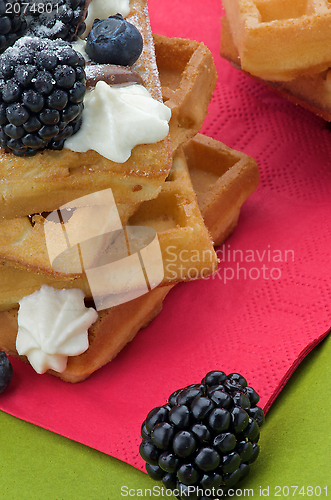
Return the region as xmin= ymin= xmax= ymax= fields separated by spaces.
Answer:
xmin=1 ymin=333 xmax=330 ymax=499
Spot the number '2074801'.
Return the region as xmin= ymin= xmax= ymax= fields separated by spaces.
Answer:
xmin=272 ymin=486 xmax=328 ymax=497
xmin=5 ymin=2 xmax=59 ymax=14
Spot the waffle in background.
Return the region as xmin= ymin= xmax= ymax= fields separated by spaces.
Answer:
xmin=0 ymin=133 xmax=259 ymax=382
xmin=221 ymin=0 xmax=331 ymax=82
xmin=220 ymin=14 xmax=331 ymax=121
xmin=0 ymin=0 xmax=172 ymax=222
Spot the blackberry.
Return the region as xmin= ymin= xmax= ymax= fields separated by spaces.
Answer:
xmin=0 ymin=0 xmax=27 ymax=54
xmin=139 ymin=371 xmax=265 ymax=499
xmin=25 ymin=0 xmax=86 ymax=41
xmin=0 ymin=36 xmax=86 ymax=156
xmin=0 ymin=351 xmax=13 ymax=393
xmin=86 ymin=14 xmax=143 ymax=66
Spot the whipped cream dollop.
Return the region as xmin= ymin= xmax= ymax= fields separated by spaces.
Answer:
xmin=65 ymin=80 xmax=171 ymax=163
xmin=16 ymin=286 xmax=98 ymax=374
xmin=83 ymin=0 xmax=131 ymax=35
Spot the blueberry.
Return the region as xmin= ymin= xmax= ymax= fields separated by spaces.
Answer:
xmin=0 ymin=351 xmax=13 ymax=393
xmin=86 ymin=14 xmax=143 ymax=66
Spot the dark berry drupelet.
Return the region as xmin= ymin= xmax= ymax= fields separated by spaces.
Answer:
xmin=0 ymin=0 xmax=27 ymax=54
xmin=25 ymin=0 xmax=87 ymax=41
xmin=0 ymin=350 xmax=13 ymax=393
xmin=139 ymin=371 xmax=265 ymax=499
xmin=0 ymin=36 xmax=86 ymax=156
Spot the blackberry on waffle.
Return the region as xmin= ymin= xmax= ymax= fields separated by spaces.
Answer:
xmin=0 ymin=0 xmax=27 ymax=54
xmin=0 ymin=36 xmax=86 ymax=157
xmin=25 ymin=0 xmax=87 ymax=41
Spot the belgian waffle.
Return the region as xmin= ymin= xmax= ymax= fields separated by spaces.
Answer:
xmin=0 ymin=35 xmax=218 ymax=310
xmin=0 ymin=133 xmax=259 ymax=382
xmin=0 ymin=0 xmax=172 ymax=222
xmin=220 ymin=15 xmax=331 ymax=121
xmin=0 ymin=144 xmax=219 ymax=310
xmin=221 ymin=0 xmax=331 ymax=81
xmin=154 ymin=34 xmax=217 ymax=151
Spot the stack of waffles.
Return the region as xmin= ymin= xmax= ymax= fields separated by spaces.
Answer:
xmin=0 ymin=2 xmax=259 ymax=382
xmin=220 ymin=0 xmax=331 ymax=121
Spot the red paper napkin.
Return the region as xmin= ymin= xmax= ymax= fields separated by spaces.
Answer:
xmin=0 ymin=0 xmax=330 ymax=472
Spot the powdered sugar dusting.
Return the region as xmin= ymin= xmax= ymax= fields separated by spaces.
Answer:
xmin=0 ymin=35 xmax=75 ymax=65
xmin=127 ymin=0 xmax=162 ymax=102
